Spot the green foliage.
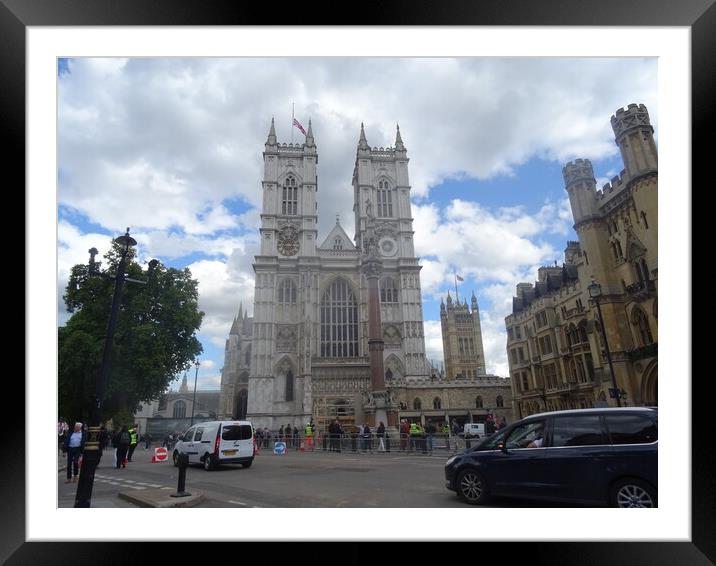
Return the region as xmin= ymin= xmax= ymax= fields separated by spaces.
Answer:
xmin=59 ymin=239 xmax=204 ymax=422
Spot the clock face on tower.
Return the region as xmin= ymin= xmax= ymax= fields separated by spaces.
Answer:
xmin=378 ymin=236 xmax=397 ymax=257
xmin=277 ymin=226 xmax=300 ymax=256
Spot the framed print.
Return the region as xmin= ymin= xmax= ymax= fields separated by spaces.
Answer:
xmin=8 ymin=0 xmax=712 ymax=563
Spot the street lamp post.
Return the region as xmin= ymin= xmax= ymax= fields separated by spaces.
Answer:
xmin=587 ymin=279 xmax=622 ymax=407
xmin=75 ymin=228 xmax=158 ymax=507
xmin=190 ymin=359 xmax=200 ymax=426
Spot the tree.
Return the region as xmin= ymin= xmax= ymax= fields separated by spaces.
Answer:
xmin=59 ymin=240 xmax=204 ymax=423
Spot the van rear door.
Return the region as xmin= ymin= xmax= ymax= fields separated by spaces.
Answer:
xmin=218 ymin=423 xmax=254 ymax=460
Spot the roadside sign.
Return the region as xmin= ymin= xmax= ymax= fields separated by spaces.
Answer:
xmin=154 ymin=447 xmax=168 ymax=462
xmin=274 ymin=442 xmax=286 ymax=455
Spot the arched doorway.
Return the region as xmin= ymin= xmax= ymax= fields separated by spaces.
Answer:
xmin=234 ymin=389 xmax=248 ymax=419
xmin=642 ymin=362 xmax=658 ymax=406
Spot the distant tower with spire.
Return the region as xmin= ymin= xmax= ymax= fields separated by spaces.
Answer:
xmin=440 ymin=290 xmax=487 ymax=379
xmin=218 ymin=303 xmax=254 ymax=419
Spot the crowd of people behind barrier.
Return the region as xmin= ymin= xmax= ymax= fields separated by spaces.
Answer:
xmin=249 ymin=417 xmax=504 ymax=454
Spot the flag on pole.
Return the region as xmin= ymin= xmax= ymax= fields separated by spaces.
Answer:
xmin=292 ymin=117 xmax=307 ymax=136
xmin=456 ymin=274 xmax=464 ymax=282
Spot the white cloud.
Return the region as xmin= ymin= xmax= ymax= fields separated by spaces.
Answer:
xmin=57 ymin=57 xmax=657 ymax=385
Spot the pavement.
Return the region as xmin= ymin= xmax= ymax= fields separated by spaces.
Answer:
xmin=58 ymin=445 xmax=205 ymax=508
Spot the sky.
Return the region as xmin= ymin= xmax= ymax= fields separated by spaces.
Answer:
xmin=57 ymin=57 xmax=658 ymax=392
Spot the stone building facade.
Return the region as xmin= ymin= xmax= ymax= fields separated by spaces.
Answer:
xmin=440 ymin=291 xmax=487 ymax=379
xmin=245 ymin=120 xmax=432 ymax=431
xmin=506 ymin=103 xmax=658 ymax=417
xmin=217 ymin=304 xmax=253 ymax=420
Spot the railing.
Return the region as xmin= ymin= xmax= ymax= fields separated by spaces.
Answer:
xmin=628 ymin=342 xmax=658 ymax=362
xmin=251 ymin=432 xmax=481 ymax=454
xmin=625 ymin=280 xmax=656 ymax=300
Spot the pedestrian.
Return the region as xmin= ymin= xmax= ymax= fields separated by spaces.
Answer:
xmin=426 ymin=421 xmax=436 ymax=453
xmin=144 ymin=432 xmax=152 ymax=450
xmin=376 ymin=421 xmax=386 ymax=452
xmin=113 ymin=425 xmax=131 ymax=469
xmin=278 ymin=425 xmax=284 ymax=447
xmin=62 ymin=422 xmax=86 ymax=483
xmin=400 ymin=419 xmax=409 ymax=451
xmin=126 ymin=425 xmax=139 ymax=462
xmin=263 ymin=427 xmax=270 ymax=449
xmin=293 ymin=426 xmax=299 ymax=450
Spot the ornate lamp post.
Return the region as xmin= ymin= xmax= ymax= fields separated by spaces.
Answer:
xmin=75 ymin=228 xmax=158 ymax=507
xmin=190 ymin=359 xmax=200 ymax=426
xmin=587 ymin=279 xmax=622 ymax=407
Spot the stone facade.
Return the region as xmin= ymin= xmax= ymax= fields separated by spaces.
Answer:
xmin=217 ymin=304 xmax=253 ymax=420
xmin=245 ymin=121 xmax=432 ymax=431
xmin=506 ymin=103 xmax=658 ymax=418
xmin=440 ymin=291 xmax=487 ymax=378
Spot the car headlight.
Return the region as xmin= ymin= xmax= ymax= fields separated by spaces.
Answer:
xmin=446 ymin=455 xmax=459 ymax=466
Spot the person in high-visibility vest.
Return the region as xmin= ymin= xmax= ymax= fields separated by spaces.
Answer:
xmin=127 ymin=426 xmax=139 ymax=462
xmin=304 ymin=422 xmax=314 ymax=449
xmin=409 ymin=422 xmax=421 ymax=452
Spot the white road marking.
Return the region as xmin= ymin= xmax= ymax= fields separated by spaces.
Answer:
xmin=228 ymin=500 xmax=248 ymax=506
xmin=160 ymin=487 xmax=173 ymax=490
xmin=123 ymin=480 xmax=136 ymax=483
xmin=128 ymin=485 xmax=147 ymax=490
xmin=148 ymin=484 xmax=162 ymax=488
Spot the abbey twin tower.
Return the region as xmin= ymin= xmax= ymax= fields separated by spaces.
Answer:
xmin=219 ymin=120 xmax=437 ymax=430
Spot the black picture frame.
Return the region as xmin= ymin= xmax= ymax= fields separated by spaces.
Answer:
xmin=7 ymin=0 xmax=709 ymax=563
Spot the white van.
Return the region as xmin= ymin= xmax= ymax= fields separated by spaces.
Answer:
xmin=463 ymin=423 xmax=485 ymax=438
xmin=173 ymin=420 xmax=255 ymax=471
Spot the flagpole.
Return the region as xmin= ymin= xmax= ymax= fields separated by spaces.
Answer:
xmin=454 ymin=272 xmax=459 ymax=303
xmin=291 ymin=102 xmax=294 ymax=144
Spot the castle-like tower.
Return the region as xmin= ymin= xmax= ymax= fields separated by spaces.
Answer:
xmin=506 ymin=103 xmax=657 ymax=415
xmin=440 ymin=291 xmax=487 ymax=379
xmin=245 ymin=120 xmax=431 ymax=431
xmin=218 ymin=304 xmax=253 ymax=420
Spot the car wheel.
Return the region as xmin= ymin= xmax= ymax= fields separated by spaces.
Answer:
xmin=242 ymin=458 xmax=253 ymax=469
xmin=203 ymin=454 xmax=215 ymax=471
xmin=173 ymin=451 xmax=179 ymax=467
xmin=610 ymin=478 xmax=657 ymax=508
xmin=456 ymin=468 xmax=489 ymax=505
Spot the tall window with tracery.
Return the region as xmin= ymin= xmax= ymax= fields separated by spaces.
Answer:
xmin=172 ymin=401 xmax=186 ymax=418
xmin=320 ymin=279 xmax=359 ymax=358
xmin=380 ymin=277 xmax=398 ymax=303
xmin=282 ymin=176 xmax=298 ymax=215
xmin=377 ymin=180 xmax=393 ymax=217
xmin=633 ymin=308 xmax=654 ymax=345
xmin=278 ymin=278 xmax=297 ymax=304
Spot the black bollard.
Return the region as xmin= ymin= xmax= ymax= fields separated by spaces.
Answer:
xmin=170 ymin=452 xmax=191 ymax=498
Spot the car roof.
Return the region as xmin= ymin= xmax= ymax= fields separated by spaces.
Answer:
xmin=192 ymin=420 xmax=252 ymax=427
xmin=524 ymin=407 xmax=657 ymax=420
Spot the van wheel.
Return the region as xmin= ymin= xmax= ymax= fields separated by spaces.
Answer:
xmin=610 ymin=478 xmax=657 ymax=507
xmin=173 ymin=451 xmax=179 ymax=467
xmin=242 ymin=459 xmax=253 ymax=469
xmin=457 ymin=468 xmax=489 ymax=505
xmin=203 ymin=454 xmax=215 ymax=471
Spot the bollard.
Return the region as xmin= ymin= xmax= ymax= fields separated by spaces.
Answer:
xmin=170 ymin=452 xmax=191 ymax=498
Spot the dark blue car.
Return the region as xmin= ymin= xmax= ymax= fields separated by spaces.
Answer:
xmin=445 ymin=407 xmax=657 ymax=507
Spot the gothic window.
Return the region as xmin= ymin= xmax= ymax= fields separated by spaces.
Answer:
xmin=158 ymin=395 xmax=167 ymax=411
xmin=377 ymin=180 xmax=393 ymax=217
xmin=285 ymin=370 xmax=294 ymax=401
xmin=578 ymin=320 xmax=588 ymax=344
xmin=282 ymin=175 xmax=298 ymax=215
xmin=641 ymin=259 xmax=650 ymax=281
xmin=245 ymin=346 xmax=251 ymax=366
xmin=333 ymin=237 xmax=343 ymax=250
xmin=385 ymin=368 xmax=393 ymax=381
xmin=475 ymin=395 xmax=483 ymax=408
xmin=433 ymin=397 xmax=442 ymax=410
xmin=633 ymin=261 xmax=645 ymax=283
xmin=380 ymin=277 xmax=398 ymax=303
xmin=469 ymin=338 xmax=475 ymax=355
xmin=633 ymin=308 xmax=654 ymax=346
xmin=278 ymin=278 xmax=297 ymax=304
xmin=585 ymin=354 xmax=595 ymax=381
xmin=496 ymin=395 xmax=504 ymax=408
xmin=413 ymin=398 xmax=422 ymax=410
xmin=459 ymin=338 xmax=465 ymax=356
xmin=320 ymin=278 xmax=359 ymax=358
xmin=172 ymin=401 xmax=186 ymax=419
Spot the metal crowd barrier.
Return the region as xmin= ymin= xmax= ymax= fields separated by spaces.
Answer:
xmin=252 ymin=432 xmax=473 ymax=454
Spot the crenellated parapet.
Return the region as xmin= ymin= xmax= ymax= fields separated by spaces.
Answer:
xmin=597 ymin=170 xmax=627 ymax=197
xmin=611 ymin=103 xmax=654 ymax=140
xmin=562 ymin=158 xmax=596 ymax=190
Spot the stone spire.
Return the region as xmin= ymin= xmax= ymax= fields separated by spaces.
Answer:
xmin=266 ymin=117 xmax=277 ymax=146
xmin=230 ymin=303 xmax=243 ymax=335
xmin=358 ymin=122 xmax=369 ymax=149
xmin=395 ymin=123 xmax=405 ymax=151
xmin=179 ymin=372 xmax=189 ymax=393
xmin=305 ymin=118 xmax=315 ymax=147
